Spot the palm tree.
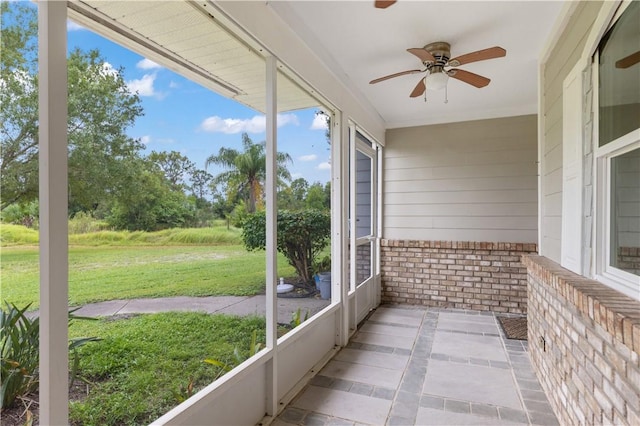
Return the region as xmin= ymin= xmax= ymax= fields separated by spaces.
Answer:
xmin=206 ymin=133 xmax=292 ymax=213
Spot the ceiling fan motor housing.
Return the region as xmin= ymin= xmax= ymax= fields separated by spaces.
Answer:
xmin=424 ymin=41 xmax=451 ymax=67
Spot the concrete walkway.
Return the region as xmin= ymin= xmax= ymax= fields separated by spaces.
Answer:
xmin=70 ymin=295 xmax=330 ymax=325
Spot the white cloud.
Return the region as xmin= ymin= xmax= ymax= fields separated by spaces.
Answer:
xmin=310 ymin=113 xmax=329 ymax=130
xmin=100 ymin=62 xmax=118 ymax=78
xmin=317 ymin=162 xmax=331 ymax=170
xmin=169 ymin=81 xmax=180 ymax=89
xmin=298 ymin=154 xmax=317 ymax=162
xmin=139 ymin=135 xmax=151 ymax=145
xmin=199 ymin=113 xmax=299 ymax=134
xmin=278 ymin=113 xmax=299 ymax=127
xmin=137 ymin=58 xmax=162 ymax=70
xmin=126 ymin=73 xmax=158 ymax=97
xmin=67 ymin=20 xmax=85 ymax=32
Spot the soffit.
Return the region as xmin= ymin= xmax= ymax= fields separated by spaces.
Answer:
xmin=68 ymin=0 xmax=320 ymax=114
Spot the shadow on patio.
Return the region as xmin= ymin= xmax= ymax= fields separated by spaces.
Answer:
xmin=274 ymin=306 xmax=559 ymax=426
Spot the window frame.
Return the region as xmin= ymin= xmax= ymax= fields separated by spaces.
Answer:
xmin=591 ymin=2 xmax=640 ymax=299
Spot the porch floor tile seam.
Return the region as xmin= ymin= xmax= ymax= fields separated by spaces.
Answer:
xmin=386 ymin=308 xmax=432 ymax=424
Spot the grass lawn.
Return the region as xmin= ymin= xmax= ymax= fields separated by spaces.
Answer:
xmin=68 ymin=312 xmax=265 ymax=426
xmin=1 ymin=245 xmax=296 ymax=309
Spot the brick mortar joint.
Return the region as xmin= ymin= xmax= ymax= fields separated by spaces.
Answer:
xmin=523 ymin=254 xmax=640 ymax=354
xmin=380 ymin=239 xmax=538 ymax=252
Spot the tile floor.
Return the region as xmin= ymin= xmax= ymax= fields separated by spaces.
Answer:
xmin=273 ymin=306 xmax=559 ymax=426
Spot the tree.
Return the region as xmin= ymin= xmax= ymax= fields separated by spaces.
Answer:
xmin=190 ymin=169 xmax=213 ymax=200
xmin=242 ymin=210 xmax=331 ymax=283
xmin=106 ymin=159 xmax=195 ymax=231
xmin=205 ymin=133 xmax=292 ymax=213
xmin=306 ymin=182 xmax=329 ymax=211
xmin=147 ymin=151 xmax=195 ymax=190
xmin=278 ymin=177 xmax=309 ymax=211
xmin=1 ymin=2 xmax=144 ymax=212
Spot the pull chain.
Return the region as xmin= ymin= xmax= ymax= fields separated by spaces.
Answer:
xmin=444 ymin=85 xmax=448 ymax=104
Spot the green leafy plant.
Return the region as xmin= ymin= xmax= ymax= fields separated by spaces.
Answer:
xmin=67 ymin=308 xmax=102 ymax=390
xmin=0 ymin=303 xmax=100 ymax=409
xmin=204 ymin=329 xmax=264 ymax=375
xmin=242 ymin=210 xmax=331 ymax=283
xmin=290 ymin=308 xmax=310 ymax=328
xmin=0 ymin=302 xmax=39 ymax=409
xmin=312 ymin=255 xmax=331 ymax=275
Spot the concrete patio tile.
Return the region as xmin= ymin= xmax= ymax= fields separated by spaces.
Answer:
xmin=326 ymin=418 xmax=355 ymax=426
xmin=529 ymin=410 xmax=561 ymax=426
xmin=416 ymin=407 xmax=527 ymax=425
xmin=291 ymin=386 xmax=392 ymax=425
xmin=303 ymin=412 xmax=331 ymax=425
xmin=438 ymin=312 xmax=496 ymax=324
xmin=371 ymin=387 xmax=395 ymax=400
xmin=431 ymin=330 xmax=508 ymax=362
xmin=419 ymin=395 xmax=444 ymax=410
xmin=279 ymin=407 xmax=307 ymax=424
xmin=321 ymin=360 xmax=403 ymax=388
xmin=437 ymin=317 xmax=500 ymax=334
xmin=349 ymin=383 xmax=373 ymax=396
xmin=376 ymin=306 xmax=425 ymax=318
xmin=445 ymin=399 xmax=471 ymax=414
xmin=498 ymin=407 xmax=530 ymax=424
xmin=328 ymin=378 xmax=352 ymax=391
xmin=423 ymin=360 xmax=523 ymax=410
xmin=368 ymin=310 xmax=423 ymax=327
xmin=359 ymin=322 xmax=419 ymax=338
xmin=334 ymin=348 xmax=409 ymax=371
xmin=470 ymin=402 xmax=499 ymax=419
xmin=272 ymin=419 xmax=299 ymax=426
xmin=351 ymin=331 xmax=415 ymax=350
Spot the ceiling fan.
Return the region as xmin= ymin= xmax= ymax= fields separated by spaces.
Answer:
xmin=616 ymin=51 xmax=640 ymax=68
xmin=375 ymin=1 xmax=397 ymax=9
xmin=369 ymin=42 xmax=506 ymax=98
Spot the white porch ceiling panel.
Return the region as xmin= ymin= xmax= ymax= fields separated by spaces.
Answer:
xmin=68 ymin=1 xmax=320 ymax=114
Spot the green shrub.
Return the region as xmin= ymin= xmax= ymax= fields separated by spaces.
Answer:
xmin=1 ymin=303 xmax=40 ymax=409
xmin=1 ymin=202 xmax=39 ymax=229
xmin=242 ymin=210 xmax=331 ymax=283
xmin=0 ymin=224 xmax=39 ymax=245
xmin=68 ymin=211 xmax=111 ymax=234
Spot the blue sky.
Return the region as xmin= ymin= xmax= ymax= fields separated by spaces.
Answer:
xmin=66 ymin=20 xmax=331 ymax=185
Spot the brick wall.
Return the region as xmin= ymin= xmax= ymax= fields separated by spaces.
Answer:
xmin=524 ymin=255 xmax=640 ymax=425
xmin=618 ymin=247 xmax=640 ymax=276
xmin=380 ymin=240 xmax=537 ymax=314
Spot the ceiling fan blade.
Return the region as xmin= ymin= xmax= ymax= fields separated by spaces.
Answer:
xmin=615 ymin=51 xmax=640 ymax=68
xmin=449 ymin=46 xmax=506 ymax=66
xmin=375 ymin=1 xmax=397 ymax=8
xmin=447 ymin=69 xmax=491 ymax=88
xmin=407 ymin=48 xmax=436 ymax=63
xmin=369 ymin=69 xmax=422 ymax=84
xmin=409 ymin=78 xmax=426 ymax=98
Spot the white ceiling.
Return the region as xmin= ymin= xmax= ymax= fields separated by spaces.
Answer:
xmin=270 ymin=1 xmax=565 ymax=128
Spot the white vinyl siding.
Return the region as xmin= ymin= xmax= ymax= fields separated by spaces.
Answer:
xmin=560 ymin=63 xmax=584 ymax=274
xmin=384 ymin=115 xmax=537 ymax=243
xmin=540 ymin=1 xmax=605 ymax=262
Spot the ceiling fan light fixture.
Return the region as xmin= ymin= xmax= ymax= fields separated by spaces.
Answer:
xmin=425 ymin=70 xmax=449 ymax=91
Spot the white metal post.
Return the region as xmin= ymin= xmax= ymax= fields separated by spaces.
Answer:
xmin=265 ymin=55 xmax=278 ymax=416
xmin=38 ymin=2 xmax=69 ymax=424
xmin=332 ymin=111 xmax=349 ymax=346
xmin=348 ymin=124 xmax=357 ymax=331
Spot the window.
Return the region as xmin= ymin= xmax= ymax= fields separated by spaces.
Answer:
xmin=595 ymin=1 xmax=640 ymax=299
